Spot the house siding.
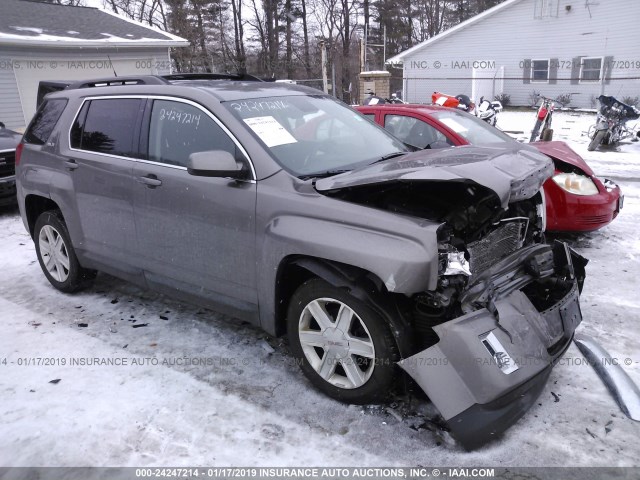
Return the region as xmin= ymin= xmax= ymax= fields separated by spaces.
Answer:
xmin=0 ymin=59 xmax=26 ymax=128
xmin=400 ymin=0 xmax=640 ymax=108
xmin=0 ymin=46 xmax=173 ymax=130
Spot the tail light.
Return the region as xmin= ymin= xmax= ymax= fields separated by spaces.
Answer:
xmin=537 ymin=107 xmax=548 ymax=120
xmin=15 ymin=142 xmax=24 ymax=166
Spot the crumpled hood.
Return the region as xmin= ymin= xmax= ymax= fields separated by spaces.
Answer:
xmin=531 ymin=140 xmax=595 ymax=176
xmin=316 ymin=145 xmax=554 ymax=208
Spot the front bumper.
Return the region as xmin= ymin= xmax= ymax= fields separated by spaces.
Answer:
xmin=0 ymin=175 xmax=17 ymax=206
xmin=544 ymin=177 xmax=622 ymax=232
xmin=399 ymin=242 xmax=586 ymax=449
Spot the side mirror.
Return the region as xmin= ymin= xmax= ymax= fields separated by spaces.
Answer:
xmin=187 ymin=150 xmax=246 ymax=179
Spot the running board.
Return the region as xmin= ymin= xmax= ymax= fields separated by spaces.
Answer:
xmin=574 ymin=334 xmax=640 ymax=421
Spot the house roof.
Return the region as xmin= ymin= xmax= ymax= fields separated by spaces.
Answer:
xmin=0 ymin=0 xmax=189 ymax=48
xmin=387 ymin=0 xmax=524 ymax=64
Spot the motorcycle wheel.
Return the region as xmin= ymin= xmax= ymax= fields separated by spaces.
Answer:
xmin=530 ymin=119 xmax=543 ymax=142
xmin=588 ymin=130 xmax=607 ymax=151
xmin=541 ymin=128 xmax=553 ymax=141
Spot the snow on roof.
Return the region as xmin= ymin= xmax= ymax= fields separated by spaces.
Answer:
xmin=0 ymin=0 xmax=188 ymax=48
xmin=386 ymin=0 xmax=524 ymax=64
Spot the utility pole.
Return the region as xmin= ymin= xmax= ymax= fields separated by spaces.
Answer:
xmin=319 ymin=40 xmax=329 ymax=94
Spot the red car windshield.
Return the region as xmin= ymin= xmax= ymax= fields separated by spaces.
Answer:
xmin=430 ymin=109 xmax=514 ymax=145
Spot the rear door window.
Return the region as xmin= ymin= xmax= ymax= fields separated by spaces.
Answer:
xmin=147 ymin=99 xmax=240 ymax=167
xmin=384 ymin=114 xmax=452 ymax=149
xmin=71 ymin=98 xmax=143 ymax=157
xmin=24 ymin=99 xmax=68 ymax=145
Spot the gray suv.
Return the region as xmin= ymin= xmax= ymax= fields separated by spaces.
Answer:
xmin=16 ymin=74 xmax=587 ymax=449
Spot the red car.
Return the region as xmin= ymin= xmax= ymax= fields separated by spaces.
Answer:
xmin=357 ymin=104 xmax=623 ymax=232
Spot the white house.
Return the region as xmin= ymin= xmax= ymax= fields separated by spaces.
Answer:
xmin=0 ymin=0 xmax=189 ymax=130
xmin=387 ymin=0 xmax=640 ymax=108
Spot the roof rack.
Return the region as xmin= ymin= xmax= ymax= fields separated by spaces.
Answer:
xmin=162 ymin=73 xmax=264 ymax=82
xmin=65 ymin=73 xmax=264 ymax=90
xmin=67 ymin=76 xmax=169 ymax=90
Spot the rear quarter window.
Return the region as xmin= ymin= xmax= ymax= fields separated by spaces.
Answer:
xmin=70 ymin=98 xmax=143 ymax=157
xmin=24 ymin=99 xmax=68 ymax=145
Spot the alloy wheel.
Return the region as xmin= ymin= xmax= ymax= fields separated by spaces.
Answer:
xmin=38 ymin=225 xmax=70 ymax=282
xmin=298 ymin=297 xmax=376 ymax=389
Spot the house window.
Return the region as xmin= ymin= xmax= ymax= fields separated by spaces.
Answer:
xmin=580 ymin=57 xmax=603 ymax=82
xmin=534 ymin=0 xmax=559 ymax=18
xmin=531 ymin=60 xmax=549 ymax=82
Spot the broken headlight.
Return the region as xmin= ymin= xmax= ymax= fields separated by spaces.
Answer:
xmin=552 ymin=173 xmax=599 ymax=196
xmin=438 ymin=246 xmax=472 ymax=277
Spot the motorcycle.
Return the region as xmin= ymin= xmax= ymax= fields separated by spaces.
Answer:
xmin=587 ymin=95 xmax=640 ymax=151
xmin=388 ymin=92 xmax=405 ymax=104
xmin=431 ymin=91 xmax=502 ymax=126
xmin=363 ymin=90 xmax=405 ymax=106
xmin=529 ymin=94 xmax=564 ymax=142
xmin=476 ymin=96 xmax=503 ymax=127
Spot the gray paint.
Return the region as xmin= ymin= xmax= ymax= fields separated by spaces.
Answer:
xmin=400 ymin=266 xmax=581 ymax=420
xmin=15 ymin=81 xmax=588 ymax=446
xmin=316 ymin=144 xmax=554 ymax=209
xmin=574 ymin=334 xmax=640 ymax=421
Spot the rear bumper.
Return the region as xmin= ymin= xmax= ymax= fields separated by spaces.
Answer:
xmin=544 ymin=177 xmax=622 ymax=232
xmin=399 ymin=242 xmax=585 ymax=449
xmin=0 ymin=175 xmax=16 ymax=206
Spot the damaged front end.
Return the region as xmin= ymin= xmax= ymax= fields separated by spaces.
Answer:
xmin=316 ymin=146 xmax=588 ymax=449
xmin=401 ymin=241 xmax=586 ymax=449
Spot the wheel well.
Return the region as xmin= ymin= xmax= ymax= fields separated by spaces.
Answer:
xmin=273 ymin=258 xmax=316 ymax=336
xmin=274 ymin=256 xmax=415 ymax=357
xmin=25 ymin=195 xmax=60 ymax=238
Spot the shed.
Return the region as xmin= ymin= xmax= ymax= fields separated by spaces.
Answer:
xmin=0 ymin=0 xmax=189 ymax=130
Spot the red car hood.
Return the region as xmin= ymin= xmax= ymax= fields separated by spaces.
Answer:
xmin=531 ymin=141 xmax=594 ymax=176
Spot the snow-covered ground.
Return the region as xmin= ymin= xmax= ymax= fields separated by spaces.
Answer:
xmin=1 ymin=110 xmax=639 ymax=467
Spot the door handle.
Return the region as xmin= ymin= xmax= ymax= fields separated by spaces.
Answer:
xmin=64 ymin=159 xmax=79 ymax=170
xmin=137 ymin=174 xmax=162 ymax=188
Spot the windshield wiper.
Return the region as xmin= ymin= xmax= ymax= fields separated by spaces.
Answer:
xmin=299 ymin=169 xmax=351 ymax=180
xmin=370 ymin=151 xmax=407 ymax=165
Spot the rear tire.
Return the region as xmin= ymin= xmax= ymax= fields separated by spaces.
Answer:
xmin=588 ymin=130 xmax=606 ymax=151
xmin=34 ymin=210 xmax=97 ymax=293
xmin=287 ymin=278 xmax=399 ymax=404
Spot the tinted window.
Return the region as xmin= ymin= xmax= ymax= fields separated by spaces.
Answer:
xmin=384 ymin=114 xmax=452 ymax=149
xmin=70 ymin=102 xmax=89 ymax=150
xmin=24 ymin=99 xmax=68 ymax=145
xmin=148 ymin=100 xmax=238 ymax=167
xmin=75 ymin=99 xmax=142 ymax=157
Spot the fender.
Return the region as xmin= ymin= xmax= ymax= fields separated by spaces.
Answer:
xmin=289 ymin=257 xmax=417 ymax=358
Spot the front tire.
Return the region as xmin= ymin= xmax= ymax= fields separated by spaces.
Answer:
xmin=588 ymin=130 xmax=606 ymax=151
xmin=34 ymin=210 xmax=97 ymax=293
xmin=530 ymin=119 xmax=543 ymax=142
xmin=287 ymin=278 xmax=399 ymax=404
xmin=541 ymin=128 xmax=553 ymax=141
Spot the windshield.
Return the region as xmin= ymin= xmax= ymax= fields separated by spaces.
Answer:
xmin=430 ymin=109 xmax=514 ymax=145
xmin=224 ymin=95 xmax=407 ymax=177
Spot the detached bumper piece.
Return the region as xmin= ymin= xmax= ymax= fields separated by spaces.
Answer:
xmin=399 ymin=241 xmax=587 ymax=450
